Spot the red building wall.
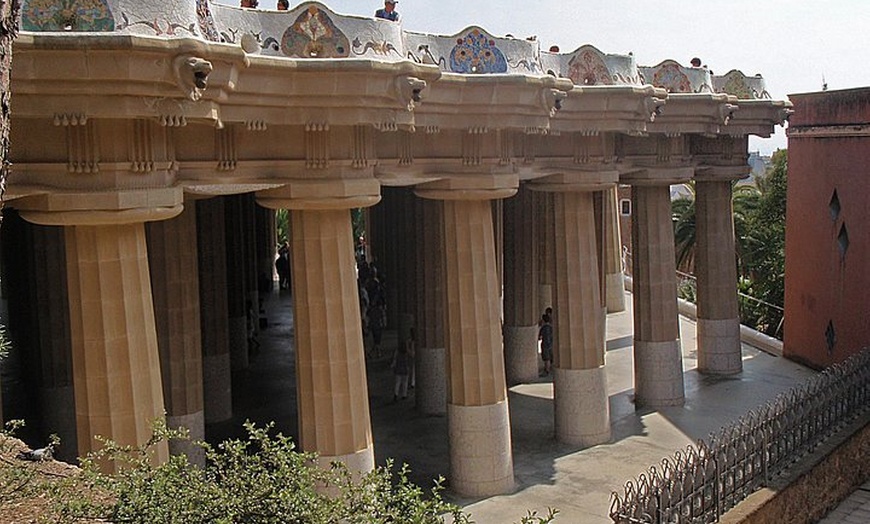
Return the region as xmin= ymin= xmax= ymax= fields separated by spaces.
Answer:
xmin=784 ymin=87 xmax=870 ymax=369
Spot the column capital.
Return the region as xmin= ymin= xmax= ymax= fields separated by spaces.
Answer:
xmin=526 ymin=167 xmax=618 ymax=193
xmin=414 ymin=173 xmax=518 ymax=201
xmin=14 ymin=188 xmax=183 ymax=226
xmin=694 ymin=164 xmax=750 ymax=182
xmin=255 ymin=178 xmax=380 ymax=210
xmin=618 ymin=164 xmax=695 ymax=186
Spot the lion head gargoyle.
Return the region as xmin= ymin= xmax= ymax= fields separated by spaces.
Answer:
xmin=173 ymin=55 xmax=214 ymax=101
xmin=395 ymin=76 xmax=427 ymax=111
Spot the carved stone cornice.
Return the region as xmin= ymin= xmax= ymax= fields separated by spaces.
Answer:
xmin=552 ymin=85 xmax=667 ymax=135
xmin=525 ymin=166 xmax=619 ymax=192
xmin=414 ymin=74 xmax=573 ymax=132
xmin=255 ymin=178 xmax=381 ymax=210
xmin=645 ymin=93 xmax=739 ymax=136
xmin=12 ymin=187 xmax=183 ymax=226
xmin=413 ymin=166 xmax=518 ymax=201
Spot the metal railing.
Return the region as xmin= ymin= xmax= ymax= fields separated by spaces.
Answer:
xmin=609 ymin=349 xmax=870 ymax=523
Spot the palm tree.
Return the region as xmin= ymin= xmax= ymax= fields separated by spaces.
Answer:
xmin=671 ymin=183 xmax=696 ymax=273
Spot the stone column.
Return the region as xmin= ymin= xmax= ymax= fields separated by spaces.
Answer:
xmin=503 ymin=184 xmax=539 ymax=385
xmin=241 ymin=194 xmax=259 ymax=336
xmin=628 ymin=178 xmax=688 ymax=408
xmin=146 ymin=204 xmax=205 ymax=465
xmin=603 ymin=187 xmax=626 ymax=313
xmin=257 ymin=178 xmax=379 ymax=473
xmin=224 ymin=195 xmax=248 ymax=371
xmin=417 ymin=176 xmax=517 ymax=497
xmin=536 ymin=191 xmax=555 ymax=312
xmin=256 ymin=207 xmax=276 ymax=294
xmin=531 ymin=170 xmax=617 ymax=446
xmin=414 ymin=198 xmax=446 ymax=415
xmin=196 ymin=198 xmax=232 ymax=424
xmin=695 ymin=172 xmax=744 ymax=375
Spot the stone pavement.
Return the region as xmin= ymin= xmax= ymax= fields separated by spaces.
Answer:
xmin=210 ymin=287 xmax=827 ymax=523
xmin=817 ymin=481 xmax=870 ymax=524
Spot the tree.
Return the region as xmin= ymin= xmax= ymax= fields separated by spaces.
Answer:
xmin=0 ymin=0 xmax=18 ymax=218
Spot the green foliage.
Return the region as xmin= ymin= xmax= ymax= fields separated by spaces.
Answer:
xmin=275 ymin=209 xmax=289 ymax=245
xmin=0 ymin=323 xmax=10 ymax=361
xmin=44 ymin=420 xmax=557 ymax=524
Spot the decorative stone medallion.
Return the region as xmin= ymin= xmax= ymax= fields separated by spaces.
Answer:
xmin=449 ymin=29 xmax=508 ymax=74
xmin=567 ymin=48 xmax=614 ymax=86
xmin=281 ymin=5 xmax=350 ymax=58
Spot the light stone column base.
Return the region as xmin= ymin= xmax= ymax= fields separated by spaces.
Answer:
xmin=203 ymin=352 xmax=232 ymax=423
xmin=228 ymin=316 xmax=248 ymax=370
xmin=40 ymin=386 xmax=78 ymax=463
xmin=317 ymin=443 xmax=375 ymax=474
xmin=554 ymin=367 xmax=611 ymax=446
xmin=416 ymin=346 xmax=446 ymax=415
xmin=634 ymin=339 xmax=685 ymax=408
xmin=504 ymin=325 xmax=539 ymax=385
xmin=538 ymin=284 xmax=553 ymax=313
xmin=168 ymin=411 xmax=205 ymax=467
xmin=605 ymin=272 xmax=626 ymax=313
xmin=448 ymin=401 xmax=515 ymax=497
xmin=697 ymin=317 xmax=742 ymax=375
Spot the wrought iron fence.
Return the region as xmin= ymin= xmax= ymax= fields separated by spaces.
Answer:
xmin=610 ymin=349 xmax=870 ymax=523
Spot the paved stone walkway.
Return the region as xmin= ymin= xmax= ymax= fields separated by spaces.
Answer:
xmin=818 ymin=482 xmax=870 ymax=524
xmin=212 ymin=287 xmax=861 ymax=523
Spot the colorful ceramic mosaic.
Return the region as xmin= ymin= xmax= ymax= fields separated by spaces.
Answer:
xmin=281 ymin=6 xmax=350 ymax=58
xmin=567 ymin=48 xmax=614 ymax=86
xmin=718 ymin=71 xmax=754 ymax=99
xmin=21 ymin=0 xmax=114 ymax=32
xmin=449 ymin=29 xmax=508 ymax=74
xmin=651 ymin=61 xmax=691 ymax=93
xmin=196 ymin=0 xmax=220 ymax=42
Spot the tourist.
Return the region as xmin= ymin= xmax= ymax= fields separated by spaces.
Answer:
xmin=538 ymin=313 xmax=553 ymax=377
xmin=375 ymin=0 xmax=399 ymax=22
xmin=690 ymin=57 xmax=702 ymax=67
xmin=240 ymin=0 xmax=258 ymax=8
xmin=277 ymin=0 xmax=289 ymax=9
xmin=392 ymin=343 xmax=410 ymax=402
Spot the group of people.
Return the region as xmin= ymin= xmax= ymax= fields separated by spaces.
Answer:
xmin=239 ymin=0 xmax=400 ymax=21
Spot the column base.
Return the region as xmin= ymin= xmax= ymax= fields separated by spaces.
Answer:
xmin=448 ymin=401 xmax=515 ymax=497
xmin=634 ymin=339 xmax=685 ymax=408
xmin=167 ymin=411 xmax=205 ymax=467
xmin=40 ymin=386 xmax=78 ymax=463
xmin=554 ymin=367 xmax=611 ymax=446
xmin=504 ymin=325 xmax=539 ymax=385
xmin=228 ymin=316 xmax=248 ymax=370
xmin=416 ymin=346 xmax=446 ymax=416
xmin=605 ymin=272 xmax=626 ymax=313
xmin=316 ymin=444 xmax=375 ymax=474
xmin=697 ymin=317 xmax=742 ymax=375
xmin=203 ymin=352 xmax=232 ymax=423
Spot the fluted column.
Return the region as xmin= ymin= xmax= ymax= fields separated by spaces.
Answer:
xmin=603 ymin=187 xmax=626 ymax=313
xmin=630 ymin=183 xmax=685 ymax=407
xmin=417 ymin=175 xmax=517 ymax=498
xmin=414 ymin=198 xmax=446 ymax=415
xmin=257 ymin=178 xmax=380 ymax=473
xmin=62 ymin=222 xmax=170 ymax=468
xmin=503 ymin=184 xmax=539 ymax=385
xmin=224 ymin=196 xmax=248 ymax=370
xmin=536 ymin=191 xmax=555 ymax=312
xmin=197 ymin=198 xmax=232 ymax=423
xmin=147 ymin=204 xmax=205 ymax=466
xmin=695 ymin=175 xmax=743 ymax=375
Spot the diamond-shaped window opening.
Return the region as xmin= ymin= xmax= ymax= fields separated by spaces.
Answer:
xmin=838 ymin=223 xmax=849 ymax=257
xmin=829 ymin=190 xmax=841 ymax=221
xmin=825 ymin=320 xmax=836 ymax=353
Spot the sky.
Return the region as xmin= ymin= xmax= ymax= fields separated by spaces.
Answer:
xmin=215 ymin=0 xmax=870 ymax=155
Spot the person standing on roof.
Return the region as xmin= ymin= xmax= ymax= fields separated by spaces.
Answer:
xmin=375 ymin=0 xmax=399 ymax=22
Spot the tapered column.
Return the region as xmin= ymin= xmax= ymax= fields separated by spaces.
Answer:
xmin=603 ymin=187 xmax=626 ymax=313
xmin=503 ymin=185 xmax=539 ymax=385
xmin=414 ymin=198 xmax=446 ymax=415
xmin=241 ymin=194 xmax=259 ymax=335
xmin=536 ymin=191 xmax=555 ymax=311
xmin=147 ymin=205 xmax=205 ymax=465
xmin=197 ymin=198 xmax=232 ymax=423
xmin=417 ymin=173 xmax=518 ymax=497
xmin=631 ymin=184 xmax=684 ymax=407
xmin=224 ymin=196 xmax=248 ymax=370
xmin=290 ymin=209 xmax=373 ymax=470
xmin=256 ymin=207 xmax=276 ymax=295
xmin=550 ymin=191 xmax=611 ymax=445
xmin=695 ymin=177 xmax=742 ymax=374
xmin=63 ymin=223 xmax=169 ymax=468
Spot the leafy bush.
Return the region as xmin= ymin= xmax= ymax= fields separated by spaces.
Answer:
xmin=42 ymin=420 xmax=557 ymax=524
